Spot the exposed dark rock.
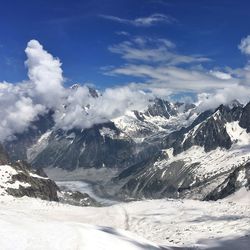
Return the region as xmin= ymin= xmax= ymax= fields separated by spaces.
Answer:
xmin=6 ymin=160 xmax=59 ymax=201
xmin=59 ymin=190 xmax=100 ymax=207
xmin=30 ymin=122 xmax=138 ymax=170
xmin=162 ymin=104 xmax=244 ymax=155
xmin=145 ymin=98 xmax=178 ymax=118
xmin=239 ymin=101 xmax=250 ymax=132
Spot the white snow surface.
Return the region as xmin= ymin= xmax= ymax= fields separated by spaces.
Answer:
xmin=0 ymin=196 xmax=249 ymax=250
xmin=225 ymin=187 xmax=250 ymax=205
xmin=225 ymin=121 xmax=250 ymax=146
xmin=99 ymin=127 xmax=117 ymax=139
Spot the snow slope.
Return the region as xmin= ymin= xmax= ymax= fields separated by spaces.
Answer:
xmin=0 ymin=196 xmax=249 ymax=249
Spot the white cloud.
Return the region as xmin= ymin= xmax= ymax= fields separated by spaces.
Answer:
xmin=100 ymin=13 xmax=174 ymax=27
xmin=54 ymin=85 xmax=149 ymax=131
xmin=0 ymin=82 xmax=45 ymax=141
xmin=109 ymin=64 xmax=238 ymax=92
xmin=106 ymin=34 xmax=250 ymax=109
xmin=210 ymin=70 xmax=232 ymax=80
xmin=239 ymin=35 xmax=250 ymax=55
xmin=108 ymin=37 xmax=209 ymax=65
xmin=25 ymin=40 xmax=65 ymax=109
xmin=196 ymin=85 xmax=250 ymax=111
xmin=0 ymin=40 xmax=151 ymax=141
xmin=116 ymin=31 xmax=130 ymax=36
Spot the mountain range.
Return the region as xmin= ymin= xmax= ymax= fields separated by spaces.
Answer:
xmin=3 ymin=87 xmax=250 ymax=201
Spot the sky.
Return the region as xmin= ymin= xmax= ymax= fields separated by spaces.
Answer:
xmin=1 ymin=0 xmax=250 ymax=141
xmin=0 ymin=0 xmax=250 ymax=87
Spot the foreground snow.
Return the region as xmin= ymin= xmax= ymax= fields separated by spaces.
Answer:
xmin=0 ymin=195 xmax=249 ymax=250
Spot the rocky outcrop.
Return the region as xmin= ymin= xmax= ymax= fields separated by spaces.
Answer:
xmin=58 ymin=190 xmax=100 ymax=207
xmin=0 ymin=145 xmax=59 ymax=201
xmin=4 ymin=160 xmax=59 ymax=201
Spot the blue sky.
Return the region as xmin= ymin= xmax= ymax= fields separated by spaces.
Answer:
xmin=0 ymin=0 xmax=250 ymax=89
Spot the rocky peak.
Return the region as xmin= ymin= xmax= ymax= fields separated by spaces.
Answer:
xmin=145 ymin=98 xmax=178 ymax=118
xmin=88 ymin=86 xmax=99 ymax=98
xmin=164 ymin=104 xmax=243 ymax=155
xmin=239 ymin=101 xmax=250 ymax=132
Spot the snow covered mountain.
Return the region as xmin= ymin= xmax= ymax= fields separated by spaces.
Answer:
xmin=114 ymin=101 xmax=250 ymax=200
xmin=113 ymin=98 xmax=197 ymax=139
xmin=4 ymin=93 xmax=197 ymax=171
xmin=3 ymin=90 xmax=250 ymax=201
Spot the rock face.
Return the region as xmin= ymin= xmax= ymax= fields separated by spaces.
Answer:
xmin=0 ymin=146 xmax=59 ymax=201
xmin=29 ymin=122 xmax=137 ymax=170
xmin=146 ymin=98 xmax=179 ymax=118
xmin=239 ymin=102 xmax=250 ymax=132
xmin=0 ymin=145 xmax=101 ymax=206
xmin=6 ymin=161 xmax=59 ymax=201
xmin=163 ymin=104 xmax=243 ymax=155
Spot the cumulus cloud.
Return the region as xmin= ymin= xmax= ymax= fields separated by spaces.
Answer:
xmin=239 ymin=35 xmax=250 ymax=55
xmin=0 ymin=82 xmax=45 ymax=141
xmin=25 ymin=40 xmax=65 ymax=108
xmin=54 ymin=86 xmax=149 ymax=130
xmin=0 ymin=40 xmax=150 ymax=141
xmin=100 ymin=13 xmax=174 ymax=27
